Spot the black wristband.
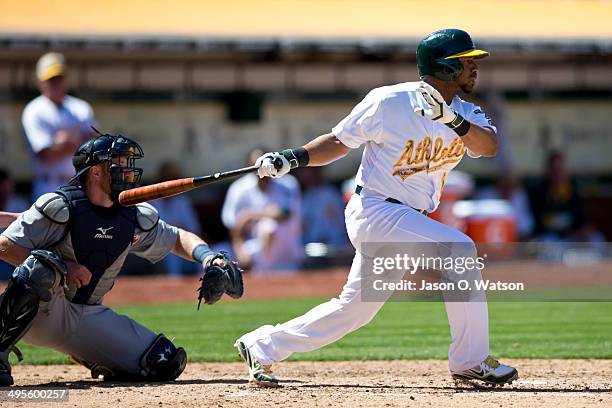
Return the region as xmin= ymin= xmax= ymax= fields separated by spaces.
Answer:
xmin=281 ymin=147 xmax=310 ymax=169
xmin=192 ymin=244 xmax=214 ymax=263
xmin=445 ymin=113 xmax=471 ymax=137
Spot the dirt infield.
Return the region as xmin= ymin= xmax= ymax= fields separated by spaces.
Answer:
xmin=2 ymin=264 xmax=611 ymax=407
xmin=7 ymin=359 xmax=611 ymax=407
xmin=103 ymin=268 xmax=350 ymax=305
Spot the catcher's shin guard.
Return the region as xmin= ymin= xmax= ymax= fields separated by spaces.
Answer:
xmin=139 ymin=334 xmax=187 ymax=381
xmin=0 ymin=251 xmax=64 ymax=349
xmin=0 ymin=250 xmax=63 ymax=386
xmin=87 ymin=334 xmax=187 ymax=382
xmin=0 ymin=283 xmax=39 ymax=352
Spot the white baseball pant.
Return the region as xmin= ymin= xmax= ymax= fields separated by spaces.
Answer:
xmin=238 ymin=191 xmax=489 ymax=372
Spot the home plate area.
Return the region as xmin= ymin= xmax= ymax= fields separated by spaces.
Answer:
xmin=7 ymin=359 xmax=611 ymax=408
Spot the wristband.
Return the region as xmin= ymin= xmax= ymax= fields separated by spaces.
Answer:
xmin=281 ymin=147 xmax=310 ymax=169
xmin=445 ymin=113 xmax=471 ymax=137
xmin=192 ymin=244 xmax=214 ymax=263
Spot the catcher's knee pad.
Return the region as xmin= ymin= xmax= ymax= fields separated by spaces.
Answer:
xmin=13 ymin=250 xmax=65 ymax=302
xmin=138 ymin=334 xmax=187 ymax=381
xmin=0 ymin=250 xmax=66 ymax=352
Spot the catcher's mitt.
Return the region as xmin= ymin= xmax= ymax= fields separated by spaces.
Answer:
xmin=197 ymin=252 xmax=244 ymax=309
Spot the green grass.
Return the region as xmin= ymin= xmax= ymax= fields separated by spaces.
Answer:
xmin=14 ymin=299 xmax=612 ymax=365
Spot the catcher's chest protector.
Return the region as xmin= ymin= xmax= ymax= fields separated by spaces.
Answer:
xmin=56 ymin=186 xmax=137 ymax=304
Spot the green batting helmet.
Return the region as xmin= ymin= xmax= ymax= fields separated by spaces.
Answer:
xmin=416 ymin=29 xmax=489 ymax=81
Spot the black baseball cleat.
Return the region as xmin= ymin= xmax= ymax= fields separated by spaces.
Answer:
xmin=0 ymin=373 xmax=13 ymax=386
xmin=0 ymin=351 xmax=14 ymax=386
xmin=451 ymin=355 xmax=518 ymax=387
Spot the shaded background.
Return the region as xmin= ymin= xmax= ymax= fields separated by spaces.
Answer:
xmin=1 ymin=0 xmax=611 ymax=271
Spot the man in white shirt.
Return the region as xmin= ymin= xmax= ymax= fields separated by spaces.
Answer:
xmin=22 ymin=52 xmax=96 ymax=200
xmin=222 ymin=148 xmax=303 ymax=273
xmin=234 ymin=29 xmax=518 ymax=388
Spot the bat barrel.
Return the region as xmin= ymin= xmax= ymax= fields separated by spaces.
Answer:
xmin=118 ymin=165 xmax=259 ymax=206
xmin=118 ymin=178 xmax=196 ymax=206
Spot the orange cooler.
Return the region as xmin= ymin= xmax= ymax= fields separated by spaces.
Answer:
xmin=453 ymin=200 xmax=517 ymax=243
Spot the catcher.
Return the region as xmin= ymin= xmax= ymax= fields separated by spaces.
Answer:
xmin=0 ymin=131 xmax=243 ymax=386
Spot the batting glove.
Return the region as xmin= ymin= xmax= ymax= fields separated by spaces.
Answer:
xmin=414 ymin=82 xmax=458 ymax=124
xmin=415 ymin=82 xmax=471 ymax=137
xmin=255 ymin=152 xmax=290 ymax=178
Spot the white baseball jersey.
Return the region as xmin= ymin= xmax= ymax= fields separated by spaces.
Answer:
xmin=332 ymin=81 xmax=495 ymax=213
xmin=22 ymin=95 xmax=95 ymax=197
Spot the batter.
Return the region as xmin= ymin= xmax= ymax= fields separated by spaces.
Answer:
xmin=235 ymin=29 xmax=518 ymax=387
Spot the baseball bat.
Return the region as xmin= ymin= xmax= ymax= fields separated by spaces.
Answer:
xmin=118 ymin=165 xmax=257 ymax=206
xmin=118 ymin=157 xmax=284 ymax=206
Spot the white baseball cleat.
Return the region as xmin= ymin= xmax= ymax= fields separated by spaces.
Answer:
xmin=451 ymin=355 xmax=518 ymax=386
xmin=234 ymin=340 xmax=279 ymax=387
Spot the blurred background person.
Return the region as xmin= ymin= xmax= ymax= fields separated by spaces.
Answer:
xmin=0 ymin=169 xmax=29 ymax=215
xmin=152 ymin=161 xmax=204 ymax=276
xmin=531 ymin=151 xmax=603 ymax=242
xmin=294 ymin=166 xmax=348 ymax=247
xmin=476 ymin=174 xmax=535 ymax=240
xmin=222 ymin=148 xmax=303 ymax=274
xmin=0 ymin=168 xmax=29 ymax=279
xmin=22 ymin=52 xmax=96 ymax=200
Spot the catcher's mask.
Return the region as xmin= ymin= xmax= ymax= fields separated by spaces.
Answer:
xmin=416 ymin=28 xmax=489 ymax=81
xmin=69 ymin=129 xmax=144 ymax=199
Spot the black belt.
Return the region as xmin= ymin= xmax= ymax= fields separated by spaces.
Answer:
xmin=355 ymin=185 xmax=428 ymax=215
